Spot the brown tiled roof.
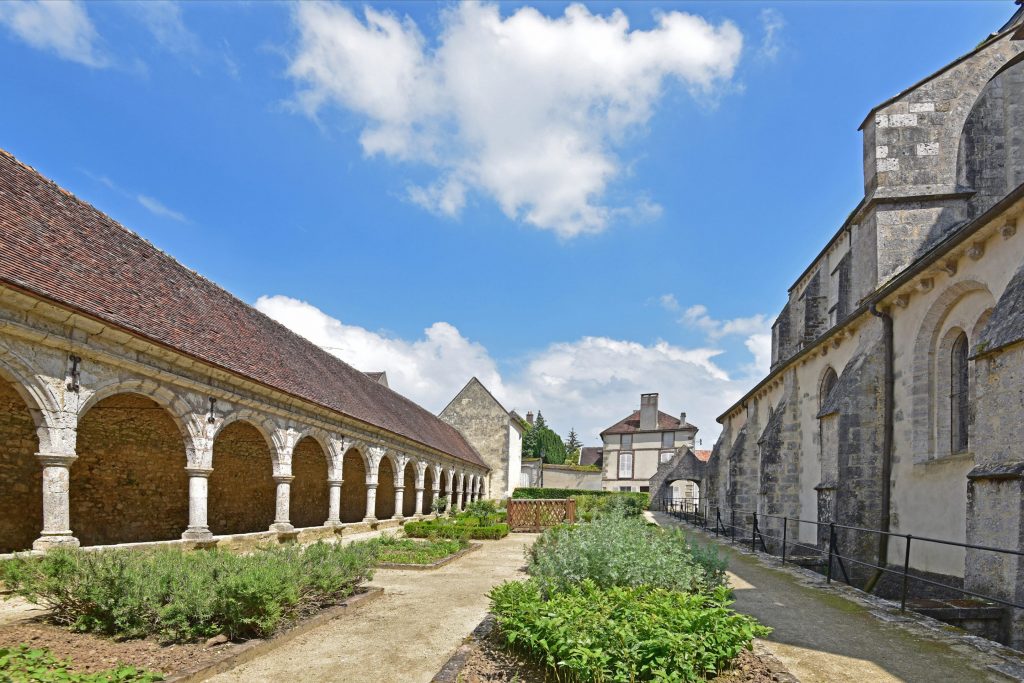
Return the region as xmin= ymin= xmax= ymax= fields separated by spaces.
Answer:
xmin=0 ymin=149 xmax=485 ymax=468
xmin=600 ymin=410 xmax=697 ymax=436
xmin=579 ymin=446 xmax=603 ymax=467
xmin=694 ymin=450 xmax=712 ymax=462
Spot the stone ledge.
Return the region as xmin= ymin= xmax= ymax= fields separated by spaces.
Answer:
xmin=376 ymin=542 xmax=482 ymax=571
xmin=164 ymin=586 xmax=383 ymax=683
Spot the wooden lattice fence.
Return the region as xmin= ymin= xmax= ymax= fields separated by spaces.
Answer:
xmin=507 ymin=498 xmax=576 ymax=532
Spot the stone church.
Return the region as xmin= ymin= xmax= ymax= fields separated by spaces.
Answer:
xmin=0 ymin=149 xmax=490 ymax=554
xmin=702 ymin=7 xmax=1024 ymax=645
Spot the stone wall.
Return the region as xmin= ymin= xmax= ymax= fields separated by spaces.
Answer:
xmin=0 ymin=379 xmax=42 ymax=553
xmin=439 ymin=379 xmax=512 ymax=497
xmin=541 ymin=466 xmax=602 ymax=491
xmin=402 ymin=463 xmax=417 ymax=517
xmin=423 ymin=468 xmax=434 ymax=514
xmin=291 ymin=436 xmax=329 ymax=529
xmin=375 ymin=457 xmax=396 ymax=519
xmin=340 ymin=450 xmax=367 ymax=523
xmin=72 ymin=393 xmax=189 ymax=546
xmin=208 ymin=421 xmax=275 ymax=535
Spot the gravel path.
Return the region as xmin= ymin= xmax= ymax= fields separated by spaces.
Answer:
xmin=208 ymin=533 xmax=537 ymax=683
xmin=651 ymin=512 xmax=1010 ymax=683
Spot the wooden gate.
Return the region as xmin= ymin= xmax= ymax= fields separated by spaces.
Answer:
xmin=507 ymin=499 xmax=577 ymax=532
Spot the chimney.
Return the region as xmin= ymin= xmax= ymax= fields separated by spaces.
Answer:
xmin=680 ymin=412 xmax=687 ymax=425
xmin=526 ymin=411 xmax=534 ymax=426
xmin=639 ymin=393 xmax=658 ymax=431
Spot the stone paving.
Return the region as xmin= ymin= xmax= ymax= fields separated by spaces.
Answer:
xmin=651 ymin=511 xmax=1024 ymax=682
xmin=207 ymin=532 xmax=537 ymax=683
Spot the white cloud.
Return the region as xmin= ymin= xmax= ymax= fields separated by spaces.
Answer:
xmin=137 ymin=194 xmax=188 ymax=223
xmin=759 ymin=8 xmax=784 ymax=61
xmin=0 ymin=0 xmax=107 ymax=67
xmin=682 ymin=304 xmax=769 ymax=340
xmin=255 ymin=294 xmax=766 ymax=446
xmin=287 ymin=2 xmax=743 ymax=238
xmin=130 ymin=1 xmax=198 ymax=56
xmin=658 ymin=293 xmax=680 ymax=311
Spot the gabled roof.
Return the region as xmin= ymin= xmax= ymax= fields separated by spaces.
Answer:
xmin=694 ymin=450 xmax=712 ymax=462
xmin=440 ymin=377 xmax=518 ymax=424
xmin=0 ymin=149 xmax=485 ymax=468
xmin=600 ymin=410 xmax=697 ymax=436
xmin=579 ymin=446 xmax=603 ymax=467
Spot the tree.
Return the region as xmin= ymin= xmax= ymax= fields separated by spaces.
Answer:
xmin=533 ymin=411 xmax=549 ymax=431
xmin=521 ymin=420 xmax=538 ymax=459
xmin=537 ymin=428 xmax=567 ymax=465
xmin=564 ymin=428 xmax=582 ymax=454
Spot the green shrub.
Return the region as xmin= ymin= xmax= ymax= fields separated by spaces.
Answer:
xmin=431 ymin=495 xmax=449 ymax=514
xmin=0 ymin=645 xmax=162 ymax=682
xmin=512 ymin=488 xmax=650 ymax=510
xmin=371 ymin=536 xmax=466 ymax=564
xmin=0 ymin=543 xmax=374 ymax=644
xmin=490 ymin=579 xmax=769 ymax=683
xmin=527 ymin=514 xmax=725 ymax=595
xmin=463 ymin=499 xmax=498 ymax=522
xmin=573 ymin=493 xmax=648 ymax=521
xmin=403 ymin=521 xmax=509 ymax=540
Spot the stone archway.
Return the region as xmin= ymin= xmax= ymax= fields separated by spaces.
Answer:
xmin=649 ymin=450 xmax=706 ymax=511
xmin=291 ymin=436 xmax=329 ymax=528
xmin=72 ymin=393 xmax=189 ymax=546
xmin=402 ymin=461 xmax=417 ymax=518
xmin=439 ymin=470 xmax=450 ymax=511
xmin=208 ymin=421 xmax=275 ymax=535
xmin=0 ymin=375 xmax=42 ymax=552
xmin=376 ymin=456 xmax=396 ymax=519
xmin=423 ymin=466 xmax=435 ymax=515
xmin=340 ymin=448 xmax=367 ymax=523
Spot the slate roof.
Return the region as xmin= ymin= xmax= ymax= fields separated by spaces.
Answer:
xmin=579 ymin=446 xmax=603 ymax=467
xmin=0 ymin=149 xmax=485 ymax=468
xmin=694 ymin=450 xmax=712 ymax=462
xmin=600 ymin=410 xmax=697 ymax=436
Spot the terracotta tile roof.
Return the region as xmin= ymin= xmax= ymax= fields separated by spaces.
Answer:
xmin=694 ymin=450 xmax=712 ymax=462
xmin=0 ymin=149 xmax=485 ymax=468
xmin=600 ymin=410 xmax=697 ymax=436
xmin=579 ymin=446 xmax=603 ymax=467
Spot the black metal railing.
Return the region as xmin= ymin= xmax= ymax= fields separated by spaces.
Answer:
xmin=653 ymin=496 xmax=1024 ymax=613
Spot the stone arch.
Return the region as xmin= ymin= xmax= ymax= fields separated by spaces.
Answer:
xmin=73 ymin=392 xmax=189 ymax=546
xmin=819 ymin=366 xmax=839 ymax=410
xmin=212 ymin=410 xmax=277 ymax=456
xmin=376 ymin=455 xmax=396 ymax=519
xmin=208 ymin=419 xmax=275 ymax=535
xmin=0 ymin=349 xmax=61 ymax=452
xmin=423 ymin=464 xmax=435 ymax=514
xmin=291 ymin=435 xmax=330 ymax=528
xmin=911 ymin=280 xmax=996 ymax=460
xmin=402 ymin=460 xmax=417 ymax=518
xmin=79 ymin=379 xmax=193 ymax=439
xmin=439 ymin=468 xmax=450 ymax=510
xmin=0 ymin=364 xmax=44 ymax=552
xmin=340 ymin=447 xmax=368 ymax=523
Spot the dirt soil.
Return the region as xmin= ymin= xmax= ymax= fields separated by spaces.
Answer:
xmin=458 ymin=631 xmax=786 ymax=682
xmin=0 ymin=620 xmax=235 ymax=676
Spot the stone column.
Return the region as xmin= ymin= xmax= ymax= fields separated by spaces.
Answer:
xmin=326 ymin=478 xmax=343 ymax=526
xmin=364 ymin=484 xmax=378 ymax=523
xmin=33 ymin=453 xmax=79 ymax=550
xmin=455 ymin=475 xmax=464 ymax=512
xmin=393 ymin=485 xmax=405 ymax=520
xmin=182 ymin=467 xmax=214 ymax=541
xmin=414 ymin=486 xmax=425 ymax=518
xmin=431 ymin=486 xmax=440 ymax=516
xmin=270 ymin=475 xmax=295 ymax=532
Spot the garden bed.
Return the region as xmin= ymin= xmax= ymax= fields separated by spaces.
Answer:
xmin=372 ymin=537 xmax=482 ymax=570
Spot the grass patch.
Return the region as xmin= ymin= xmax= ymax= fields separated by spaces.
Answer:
xmin=0 ymin=645 xmax=162 ymax=682
xmin=370 ymin=536 xmax=468 ymax=565
xmin=0 ymin=542 xmax=374 ymax=644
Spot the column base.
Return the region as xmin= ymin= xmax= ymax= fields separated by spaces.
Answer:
xmin=32 ymin=533 xmax=79 ymax=551
xmin=181 ymin=527 xmax=214 ymax=542
xmin=362 ymin=516 xmax=378 ymax=524
xmin=269 ymin=522 xmax=295 ymax=533
xmin=324 ymin=519 xmax=343 ymax=528
xmin=392 ymin=514 xmax=405 ymax=522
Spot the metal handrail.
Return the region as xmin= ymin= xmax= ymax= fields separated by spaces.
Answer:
xmin=652 ymin=497 xmax=1024 ymax=612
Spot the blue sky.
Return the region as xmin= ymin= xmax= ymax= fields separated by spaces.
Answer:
xmin=0 ymin=1 xmax=1014 ymax=445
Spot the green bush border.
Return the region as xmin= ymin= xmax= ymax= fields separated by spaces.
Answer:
xmin=403 ymin=521 xmax=509 ymax=540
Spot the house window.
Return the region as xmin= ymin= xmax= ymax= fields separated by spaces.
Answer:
xmin=660 ymin=451 xmax=673 ymax=464
xmin=619 ymin=486 xmax=632 ymax=492
xmin=951 ymin=332 xmax=969 ymax=453
xmin=661 ymin=431 xmax=674 ymax=449
xmin=618 ymin=451 xmax=633 ymax=479
xmin=639 ymin=486 xmax=650 ymax=493
xmin=621 ymin=433 xmax=632 ymax=450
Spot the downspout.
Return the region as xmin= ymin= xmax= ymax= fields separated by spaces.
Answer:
xmin=864 ymin=303 xmax=894 ymax=593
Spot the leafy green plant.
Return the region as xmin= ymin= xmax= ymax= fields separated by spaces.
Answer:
xmin=0 ymin=645 xmax=162 ymax=682
xmin=432 ymin=496 xmax=449 ymax=514
xmin=512 ymin=488 xmax=650 ymax=511
xmin=463 ymin=499 xmax=498 ymax=523
xmin=1 ymin=542 xmax=374 ymax=643
xmin=403 ymin=521 xmax=509 ymax=540
xmin=370 ymin=536 xmax=467 ymax=564
xmin=573 ymin=493 xmax=647 ymax=521
xmin=527 ymin=513 xmax=725 ymax=595
xmin=489 ymin=579 xmax=769 ymax=683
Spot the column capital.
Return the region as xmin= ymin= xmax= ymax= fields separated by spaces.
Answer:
xmin=327 ymin=478 xmax=343 ymax=486
xmin=36 ymin=452 xmax=77 ymax=467
xmin=185 ymin=467 xmax=213 ymax=478
xmin=273 ymin=475 xmax=295 ymax=484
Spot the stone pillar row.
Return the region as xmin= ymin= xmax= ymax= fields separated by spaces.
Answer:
xmin=31 ymin=444 xmax=485 ymax=548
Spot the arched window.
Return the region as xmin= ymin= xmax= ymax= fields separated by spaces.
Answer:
xmin=950 ymin=332 xmax=969 ymax=453
xmin=819 ymin=368 xmax=838 ymax=411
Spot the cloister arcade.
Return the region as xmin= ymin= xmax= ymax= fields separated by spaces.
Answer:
xmin=0 ymin=321 xmax=488 ymax=555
